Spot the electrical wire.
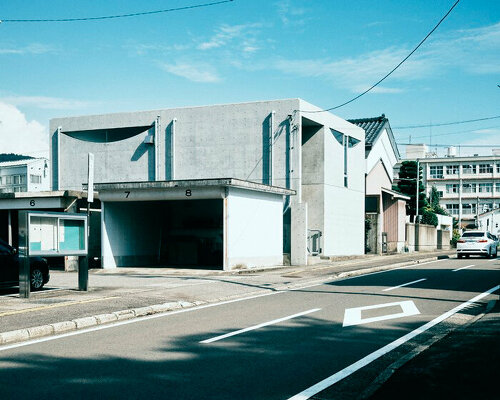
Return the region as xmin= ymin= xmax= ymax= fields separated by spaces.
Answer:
xmin=397 ymin=143 xmax=500 ymax=148
xmin=302 ymin=0 xmax=460 ymax=113
xmin=395 ymin=125 xmax=500 ymax=139
xmin=393 ymin=115 xmax=500 ymax=129
xmin=0 ymin=0 xmax=233 ymax=23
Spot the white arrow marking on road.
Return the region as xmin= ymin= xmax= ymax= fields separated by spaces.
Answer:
xmin=383 ymin=278 xmax=427 ymax=292
xmin=343 ymin=300 xmax=420 ymax=327
xmin=452 ymin=264 xmax=475 ymax=272
xmin=200 ymin=308 xmax=321 ymax=344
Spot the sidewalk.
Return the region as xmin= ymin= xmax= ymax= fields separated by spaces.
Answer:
xmin=0 ymin=250 xmax=453 ymax=343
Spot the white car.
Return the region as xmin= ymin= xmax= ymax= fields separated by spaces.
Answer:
xmin=457 ymin=231 xmax=498 ymax=258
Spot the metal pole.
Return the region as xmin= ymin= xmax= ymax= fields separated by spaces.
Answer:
xmin=415 ymin=159 xmax=420 ymax=224
xmin=18 ymin=211 xmax=30 ymax=298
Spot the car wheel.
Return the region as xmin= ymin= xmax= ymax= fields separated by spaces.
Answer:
xmin=30 ymin=268 xmax=45 ymax=290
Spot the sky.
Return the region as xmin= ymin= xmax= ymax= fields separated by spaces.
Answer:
xmin=0 ymin=0 xmax=499 ymax=159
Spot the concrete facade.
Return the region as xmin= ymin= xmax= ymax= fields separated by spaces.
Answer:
xmin=50 ymin=99 xmax=365 ymax=265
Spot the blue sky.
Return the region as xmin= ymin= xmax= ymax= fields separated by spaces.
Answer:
xmin=0 ymin=0 xmax=499 ymax=158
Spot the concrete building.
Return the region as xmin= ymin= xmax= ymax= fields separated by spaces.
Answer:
xmin=50 ymin=99 xmax=365 ymax=269
xmin=478 ymin=208 xmax=500 ymax=236
xmin=0 ymin=158 xmax=49 ymax=193
xmin=349 ymin=115 xmax=408 ymax=253
xmin=404 ymin=144 xmax=500 ymax=229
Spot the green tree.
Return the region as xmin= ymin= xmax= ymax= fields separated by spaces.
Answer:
xmin=396 ymin=161 xmax=427 ymax=222
xmin=420 ymin=209 xmax=438 ymax=226
xmin=428 ymin=185 xmax=447 ymax=215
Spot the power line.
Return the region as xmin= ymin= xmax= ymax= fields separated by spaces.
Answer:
xmin=395 ymin=124 xmax=500 ymax=139
xmin=0 ymin=0 xmax=234 ymax=23
xmin=302 ymin=0 xmax=460 ymax=113
xmin=394 ymin=115 xmax=500 ymax=129
xmin=397 ymin=143 xmax=500 ymax=148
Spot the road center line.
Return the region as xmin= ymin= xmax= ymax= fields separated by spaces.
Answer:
xmin=200 ymin=308 xmax=321 ymax=344
xmin=452 ymin=264 xmax=475 ymax=272
xmin=288 ymin=284 xmax=500 ymax=400
xmin=382 ymin=278 xmax=427 ymax=292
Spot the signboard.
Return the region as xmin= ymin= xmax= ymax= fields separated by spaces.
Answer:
xmin=19 ymin=211 xmax=89 ymax=298
xmin=88 ymin=153 xmax=94 ymax=203
xmin=28 ymin=212 xmax=88 ymax=256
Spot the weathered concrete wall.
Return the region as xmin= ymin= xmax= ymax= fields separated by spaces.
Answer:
xmin=291 ymin=203 xmax=308 ymax=265
xmin=406 ymin=223 xmax=437 ymax=252
xmin=437 ymin=230 xmax=451 ymax=250
xmin=225 ymin=187 xmax=283 ymax=269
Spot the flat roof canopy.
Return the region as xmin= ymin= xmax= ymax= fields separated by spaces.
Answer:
xmin=0 ymin=190 xmax=91 ymax=210
xmin=91 ymin=178 xmax=295 ymax=202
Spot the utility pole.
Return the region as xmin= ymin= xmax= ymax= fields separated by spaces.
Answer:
xmin=415 ymin=159 xmax=420 ymax=224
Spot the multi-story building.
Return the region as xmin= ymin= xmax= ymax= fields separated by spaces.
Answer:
xmin=404 ymin=144 xmax=500 ymax=228
xmin=0 ymin=158 xmax=50 ymax=193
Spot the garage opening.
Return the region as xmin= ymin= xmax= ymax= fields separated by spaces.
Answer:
xmin=103 ymin=199 xmax=223 ymax=269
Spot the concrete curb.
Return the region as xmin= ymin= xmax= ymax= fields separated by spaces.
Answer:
xmin=0 ymin=255 xmax=448 ymax=347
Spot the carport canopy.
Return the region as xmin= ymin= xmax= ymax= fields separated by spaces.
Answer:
xmin=93 ymin=178 xmax=295 ymax=271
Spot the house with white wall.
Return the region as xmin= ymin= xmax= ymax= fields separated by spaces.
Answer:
xmin=349 ymin=115 xmax=408 ymax=253
xmin=49 ymin=99 xmax=365 ymax=270
xmin=0 ymin=158 xmax=50 ymax=193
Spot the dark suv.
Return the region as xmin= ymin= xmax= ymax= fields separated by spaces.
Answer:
xmin=0 ymin=238 xmax=50 ymax=290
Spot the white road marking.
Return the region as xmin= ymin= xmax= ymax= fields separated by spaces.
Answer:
xmin=344 ymin=259 xmax=443 ymax=280
xmin=383 ymin=278 xmax=427 ymax=292
xmin=288 ymin=284 xmax=500 ymax=400
xmin=343 ymin=301 xmax=420 ymax=327
xmin=452 ymin=264 xmax=475 ymax=272
xmin=200 ymin=308 xmax=321 ymax=344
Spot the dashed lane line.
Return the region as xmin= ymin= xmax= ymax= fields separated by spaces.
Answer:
xmin=200 ymin=308 xmax=321 ymax=344
xmin=382 ymin=278 xmax=427 ymax=292
xmin=0 ymin=296 xmax=120 ymax=317
xmin=452 ymin=264 xmax=475 ymax=272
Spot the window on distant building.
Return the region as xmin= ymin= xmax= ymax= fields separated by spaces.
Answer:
xmin=446 ymin=204 xmax=459 ymax=215
xmin=496 ymin=164 xmax=500 ymax=173
xmin=462 ymin=203 xmax=477 ymax=215
xmin=479 ymin=164 xmax=493 ymax=173
xmin=430 ymin=166 xmax=443 ymax=179
xmin=446 ymin=165 xmax=459 ymax=175
xmin=462 ymin=183 xmax=476 ymax=193
xmin=5 ymin=176 xmax=12 ymax=185
xmin=20 ymin=174 xmax=26 ymax=184
xmin=496 ymin=182 xmax=500 ymax=193
xmin=446 ymin=184 xmax=459 ymax=193
xmin=30 ymin=174 xmax=42 ymax=184
xmin=481 ymin=203 xmax=493 ymax=212
xmin=437 ymin=191 xmax=443 ymax=198
xmin=462 ymin=164 xmax=476 ymax=174
xmin=479 ymin=183 xmax=493 ymax=193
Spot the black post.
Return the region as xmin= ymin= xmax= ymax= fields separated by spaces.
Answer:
xmin=18 ymin=210 xmax=30 ymax=298
xmin=78 ymin=256 xmax=88 ymax=291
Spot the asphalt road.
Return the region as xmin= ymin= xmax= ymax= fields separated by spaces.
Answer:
xmin=0 ymin=256 xmax=498 ymax=399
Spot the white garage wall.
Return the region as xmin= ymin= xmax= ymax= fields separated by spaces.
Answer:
xmin=226 ymin=187 xmax=283 ymax=269
xmin=101 ymin=202 xmax=162 ymax=268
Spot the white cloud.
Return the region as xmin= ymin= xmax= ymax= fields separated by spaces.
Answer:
xmin=0 ymin=102 xmax=48 ymax=158
xmin=272 ymin=47 xmax=431 ymax=93
xmin=275 ymin=1 xmax=308 ymax=26
xmin=1 ymin=96 xmax=94 ymax=110
xmin=160 ymin=62 xmax=220 ymax=83
xmin=197 ymin=23 xmax=262 ymax=51
xmin=0 ymin=43 xmax=56 ymax=55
